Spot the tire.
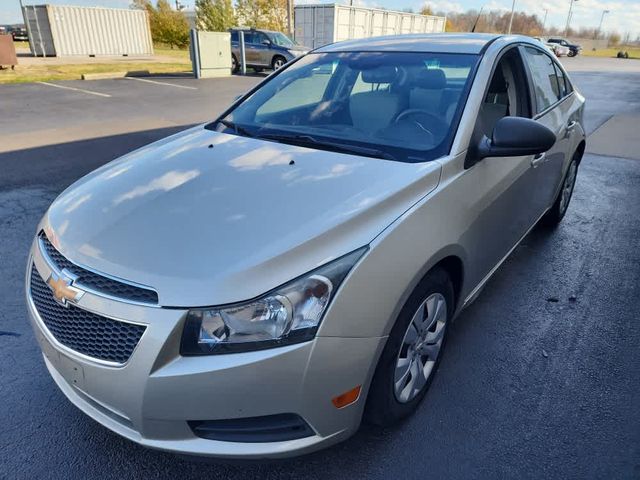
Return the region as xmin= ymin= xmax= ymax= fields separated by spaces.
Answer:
xmin=231 ymin=54 xmax=239 ymax=74
xmin=272 ymin=55 xmax=286 ymax=70
xmin=365 ymin=268 xmax=454 ymax=427
xmin=540 ymin=154 xmax=579 ymax=227
xmin=568 ymin=50 xmax=576 ymax=57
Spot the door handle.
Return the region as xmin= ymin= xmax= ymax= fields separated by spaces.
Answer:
xmin=567 ymin=120 xmax=577 ymax=130
xmin=531 ymin=152 xmax=546 ymax=168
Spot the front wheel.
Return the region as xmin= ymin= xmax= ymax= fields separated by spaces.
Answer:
xmin=272 ymin=55 xmax=286 ymax=70
xmin=567 ymin=50 xmax=576 ymax=57
xmin=365 ymin=268 xmax=453 ymax=427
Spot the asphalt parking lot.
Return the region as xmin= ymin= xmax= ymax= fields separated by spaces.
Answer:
xmin=1 ymin=56 xmax=639 ymax=479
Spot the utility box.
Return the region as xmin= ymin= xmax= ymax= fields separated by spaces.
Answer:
xmin=294 ymin=4 xmax=446 ymax=49
xmin=191 ymin=31 xmax=232 ymax=78
xmin=22 ymin=5 xmax=153 ymax=57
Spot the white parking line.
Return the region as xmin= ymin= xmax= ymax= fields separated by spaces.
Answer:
xmin=126 ymin=77 xmax=197 ymax=90
xmin=37 ymin=81 xmax=112 ymax=98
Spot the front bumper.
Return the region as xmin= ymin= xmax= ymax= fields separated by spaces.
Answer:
xmin=26 ymin=241 xmax=385 ymax=459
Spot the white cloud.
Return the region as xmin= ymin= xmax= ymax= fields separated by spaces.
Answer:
xmin=426 ymin=1 xmax=466 ymax=14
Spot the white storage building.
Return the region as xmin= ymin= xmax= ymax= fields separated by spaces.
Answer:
xmin=22 ymin=5 xmax=153 ymax=57
xmin=294 ymin=4 xmax=446 ymax=49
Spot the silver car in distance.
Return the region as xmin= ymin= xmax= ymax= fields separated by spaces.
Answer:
xmin=26 ymin=33 xmax=585 ymax=459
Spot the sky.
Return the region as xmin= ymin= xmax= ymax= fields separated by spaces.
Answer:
xmin=1 ymin=0 xmax=639 ymax=36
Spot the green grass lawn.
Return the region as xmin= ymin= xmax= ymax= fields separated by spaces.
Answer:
xmin=153 ymin=44 xmax=191 ymax=59
xmin=582 ymin=47 xmax=640 ymax=59
xmin=0 ymin=44 xmax=193 ymax=84
xmin=0 ymin=62 xmax=192 ymax=84
xmin=13 ymin=41 xmax=30 ymax=50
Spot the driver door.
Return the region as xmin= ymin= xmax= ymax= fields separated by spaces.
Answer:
xmin=252 ymin=32 xmax=271 ymax=66
xmin=458 ymin=46 xmax=543 ymax=286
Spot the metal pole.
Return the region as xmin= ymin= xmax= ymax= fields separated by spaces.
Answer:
xmin=507 ymin=0 xmax=516 ymax=34
xmin=238 ymin=30 xmax=247 ymax=76
xmin=541 ymin=9 xmax=548 ymax=35
xmin=287 ymin=0 xmax=293 ymax=38
xmin=596 ymin=10 xmax=609 ymax=39
xmin=564 ymin=0 xmax=578 ymax=37
xmin=190 ymin=28 xmax=200 ymax=79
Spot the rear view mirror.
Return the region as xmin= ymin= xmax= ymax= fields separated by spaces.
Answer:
xmin=477 ymin=116 xmax=556 ymax=160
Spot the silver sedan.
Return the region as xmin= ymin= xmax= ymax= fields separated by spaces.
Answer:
xmin=26 ymin=33 xmax=585 ymax=459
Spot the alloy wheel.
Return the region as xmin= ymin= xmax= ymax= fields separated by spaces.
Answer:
xmin=394 ymin=293 xmax=447 ymax=403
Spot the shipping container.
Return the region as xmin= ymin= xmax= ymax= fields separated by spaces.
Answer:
xmin=294 ymin=4 xmax=446 ymax=49
xmin=22 ymin=5 xmax=153 ymax=57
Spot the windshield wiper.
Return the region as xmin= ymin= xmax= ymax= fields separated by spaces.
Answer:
xmin=259 ymin=133 xmax=397 ymax=161
xmin=217 ymin=119 xmax=255 ymax=138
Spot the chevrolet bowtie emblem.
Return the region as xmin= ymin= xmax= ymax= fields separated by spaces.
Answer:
xmin=47 ymin=271 xmax=84 ymax=306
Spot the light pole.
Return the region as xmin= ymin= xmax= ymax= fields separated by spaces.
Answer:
xmin=596 ymin=9 xmax=609 ymax=39
xmin=507 ymin=0 xmax=516 ymax=34
xmin=541 ymin=8 xmax=548 ymax=36
xmin=564 ymin=0 xmax=578 ymax=37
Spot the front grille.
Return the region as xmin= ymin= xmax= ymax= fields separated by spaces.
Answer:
xmin=30 ymin=266 xmax=146 ymax=364
xmin=39 ymin=233 xmax=158 ymax=304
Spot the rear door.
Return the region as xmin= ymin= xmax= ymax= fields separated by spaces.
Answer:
xmin=521 ymin=46 xmax=574 ymax=214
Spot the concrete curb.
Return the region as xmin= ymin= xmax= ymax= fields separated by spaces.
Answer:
xmin=81 ymin=70 xmax=150 ymax=80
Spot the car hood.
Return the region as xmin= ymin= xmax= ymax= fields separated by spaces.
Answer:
xmin=42 ymin=126 xmax=441 ymax=306
xmin=284 ymin=44 xmax=309 ymax=53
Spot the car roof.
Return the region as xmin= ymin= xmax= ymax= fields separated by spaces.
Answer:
xmin=315 ymin=33 xmax=502 ymax=54
xmin=231 ymin=27 xmax=279 ymax=34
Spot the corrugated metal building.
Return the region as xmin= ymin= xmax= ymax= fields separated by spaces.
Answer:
xmin=23 ymin=5 xmax=153 ymax=57
xmin=294 ymin=4 xmax=446 ymax=49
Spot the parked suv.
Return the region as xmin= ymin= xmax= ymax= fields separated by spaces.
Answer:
xmin=547 ymin=37 xmax=581 ymax=57
xmin=230 ymin=28 xmax=308 ymax=73
xmin=10 ymin=26 xmax=28 ymax=42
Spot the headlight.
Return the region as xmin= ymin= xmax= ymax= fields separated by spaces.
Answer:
xmin=180 ymin=247 xmax=367 ymax=355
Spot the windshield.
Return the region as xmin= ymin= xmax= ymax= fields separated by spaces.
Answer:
xmin=269 ymin=32 xmax=296 ymax=47
xmin=211 ymin=52 xmax=479 ymax=163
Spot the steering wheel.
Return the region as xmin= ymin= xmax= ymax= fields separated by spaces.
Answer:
xmin=394 ymin=109 xmax=449 ymax=141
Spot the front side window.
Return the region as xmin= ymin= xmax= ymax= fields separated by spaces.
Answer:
xmin=523 ymin=47 xmax=561 ymax=112
xmin=211 ymin=52 xmax=479 ymax=163
xmin=478 ymin=47 xmax=531 ymax=136
xmin=254 ymin=32 xmax=269 ymax=45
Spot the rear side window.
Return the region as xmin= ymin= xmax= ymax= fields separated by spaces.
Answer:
xmin=231 ymin=31 xmax=238 ymax=42
xmin=523 ymin=47 xmax=561 ymax=112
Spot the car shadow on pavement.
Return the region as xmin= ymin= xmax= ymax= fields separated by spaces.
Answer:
xmin=0 ymin=125 xmax=196 ymax=192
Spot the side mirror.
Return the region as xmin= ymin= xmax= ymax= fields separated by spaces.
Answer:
xmin=477 ymin=116 xmax=556 ymax=160
xmin=262 ymin=40 xmax=271 ymax=46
